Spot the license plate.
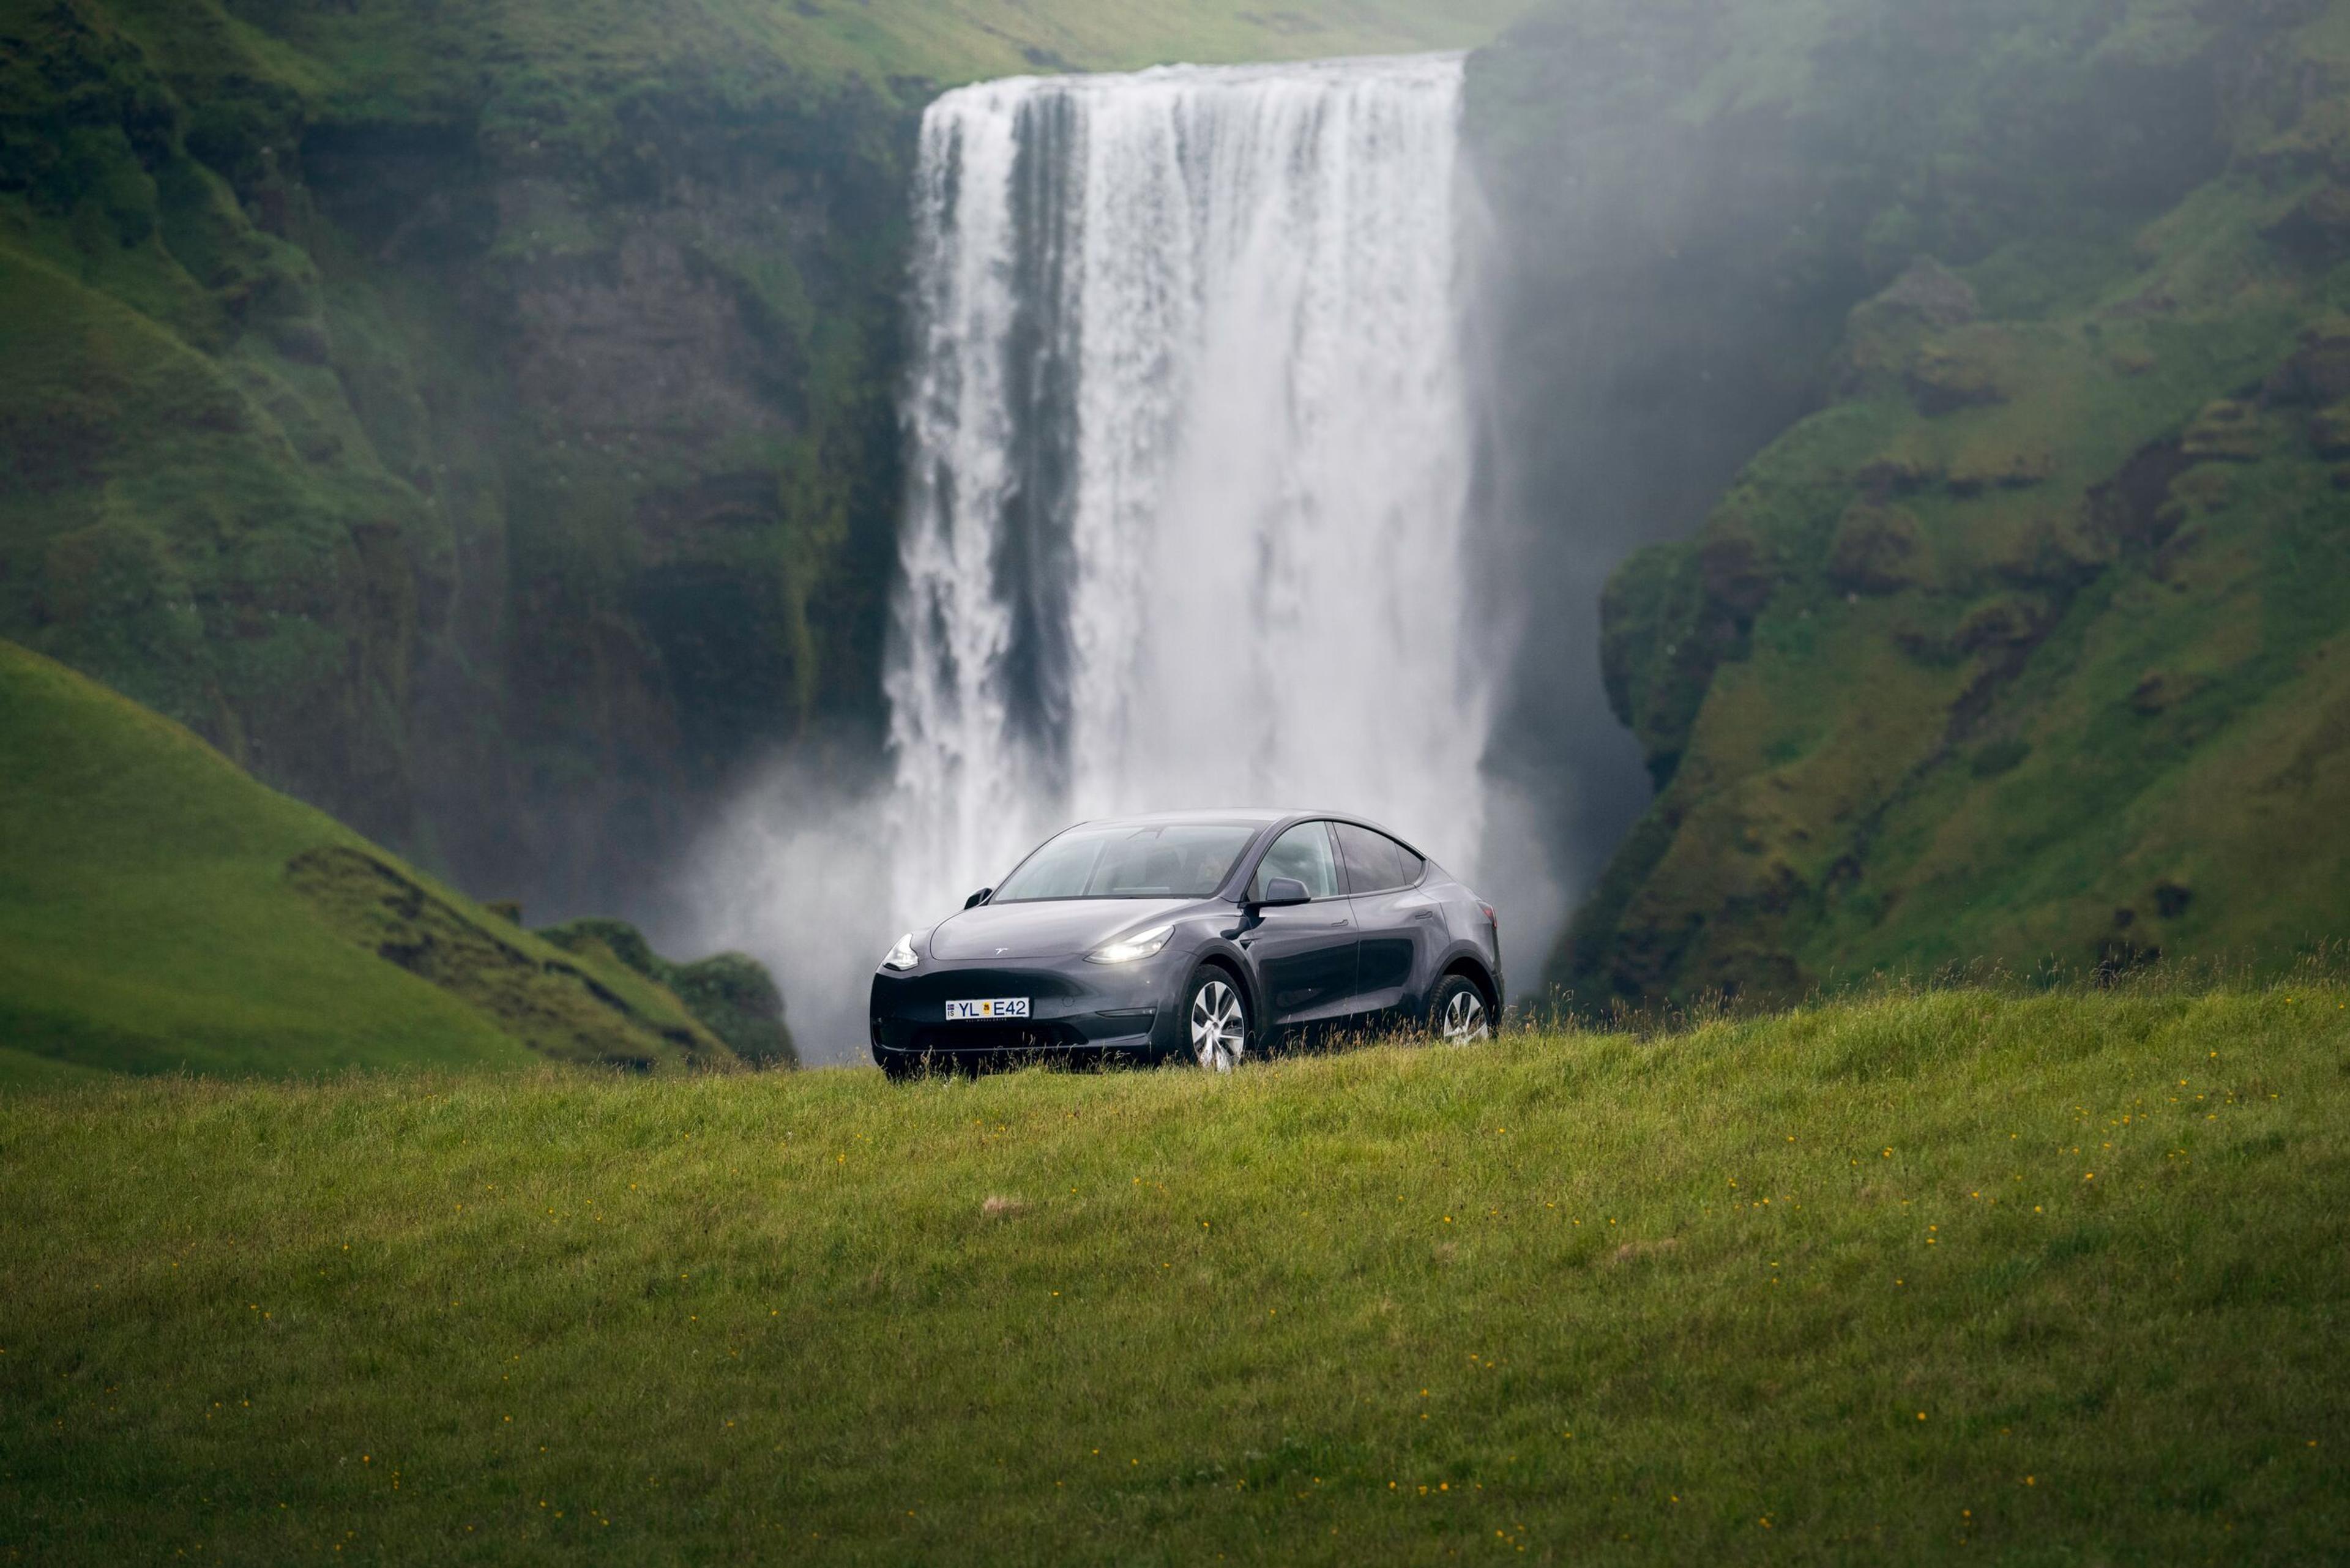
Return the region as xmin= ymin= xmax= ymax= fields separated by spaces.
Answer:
xmin=946 ymin=997 xmax=1030 ymax=1021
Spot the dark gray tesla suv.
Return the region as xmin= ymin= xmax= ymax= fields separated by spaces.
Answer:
xmin=870 ymin=810 xmax=1504 ymax=1077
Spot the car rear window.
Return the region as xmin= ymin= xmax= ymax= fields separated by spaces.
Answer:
xmin=1335 ymin=822 xmax=1425 ymax=894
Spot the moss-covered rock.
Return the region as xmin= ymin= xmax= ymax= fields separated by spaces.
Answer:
xmin=2310 ymin=403 xmax=2350 ymax=458
xmin=2181 ymin=401 xmax=2269 ymax=463
xmin=536 ymin=917 xmax=796 ymax=1069
xmin=1827 ymin=503 xmax=1927 ymax=595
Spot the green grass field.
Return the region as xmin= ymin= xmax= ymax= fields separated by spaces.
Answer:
xmin=4 ymin=980 xmax=2345 ymax=1563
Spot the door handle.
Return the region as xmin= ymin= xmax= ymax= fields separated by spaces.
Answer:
xmin=1328 ymin=919 xmax=1351 ymax=929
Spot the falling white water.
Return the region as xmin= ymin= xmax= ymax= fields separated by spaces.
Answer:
xmin=887 ymin=53 xmax=1488 ymax=925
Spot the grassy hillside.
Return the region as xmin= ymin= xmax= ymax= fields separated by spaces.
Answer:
xmin=2 ymin=981 xmax=2346 ymax=1562
xmin=1477 ymin=0 xmax=2350 ymax=1007
xmin=0 ymin=638 xmax=741 ymax=1082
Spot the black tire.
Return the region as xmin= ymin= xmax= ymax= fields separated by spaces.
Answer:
xmin=1182 ymin=966 xmax=1250 ymax=1072
xmin=878 ymin=1049 xmax=929 ymax=1082
xmin=1427 ymin=974 xmax=1492 ymax=1045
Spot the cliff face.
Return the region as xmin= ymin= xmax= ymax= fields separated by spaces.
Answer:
xmin=1469 ymin=0 xmax=2350 ymax=1008
xmin=303 ymin=83 xmax=913 ymax=911
xmin=0 ymin=0 xmax=912 ymax=917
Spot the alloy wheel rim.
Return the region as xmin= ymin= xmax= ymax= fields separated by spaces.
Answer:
xmin=1441 ymin=988 xmax=1490 ymax=1045
xmin=1190 ymin=980 xmax=1246 ymax=1072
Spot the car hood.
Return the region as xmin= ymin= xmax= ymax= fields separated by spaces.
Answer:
xmin=928 ymin=898 xmax=1196 ymax=961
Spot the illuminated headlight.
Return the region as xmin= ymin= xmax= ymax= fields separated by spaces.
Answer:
xmin=1087 ymin=923 xmax=1174 ymax=965
xmin=882 ymin=933 xmax=920 ymax=972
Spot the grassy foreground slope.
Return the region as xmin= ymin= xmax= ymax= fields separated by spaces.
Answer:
xmin=4 ymin=984 xmax=2346 ymax=1563
xmin=0 ymin=640 xmax=736 ymax=1082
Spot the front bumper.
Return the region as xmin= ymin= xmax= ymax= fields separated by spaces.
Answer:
xmin=869 ymin=957 xmax=1182 ymax=1064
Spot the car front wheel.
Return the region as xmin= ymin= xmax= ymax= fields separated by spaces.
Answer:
xmin=1185 ymin=968 xmax=1250 ymax=1072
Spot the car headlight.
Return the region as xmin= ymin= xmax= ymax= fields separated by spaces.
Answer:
xmin=1087 ymin=922 xmax=1174 ymax=965
xmin=881 ymin=933 xmax=920 ymax=972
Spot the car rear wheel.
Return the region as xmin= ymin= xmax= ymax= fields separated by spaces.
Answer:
xmin=1430 ymin=976 xmax=1491 ymax=1045
xmin=1185 ymin=969 xmax=1249 ymax=1072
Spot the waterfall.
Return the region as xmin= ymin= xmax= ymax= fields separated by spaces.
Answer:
xmin=886 ymin=53 xmax=1486 ymax=923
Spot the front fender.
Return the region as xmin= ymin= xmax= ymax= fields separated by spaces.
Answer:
xmin=1159 ymin=935 xmax=1261 ymax=1052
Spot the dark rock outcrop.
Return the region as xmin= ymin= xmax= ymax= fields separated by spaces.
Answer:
xmin=536 ymin=917 xmax=796 ymax=1068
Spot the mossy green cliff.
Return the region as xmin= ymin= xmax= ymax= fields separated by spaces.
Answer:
xmin=1489 ymin=0 xmax=2350 ymax=1008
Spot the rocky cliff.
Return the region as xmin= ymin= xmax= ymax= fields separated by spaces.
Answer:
xmin=1468 ymin=0 xmax=2350 ymax=1009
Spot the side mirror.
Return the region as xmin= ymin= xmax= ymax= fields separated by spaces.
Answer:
xmin=964 ymin=887 xmax=993 ymax=909
xmin=1255 ymin=877 xmax=1311 ymax=909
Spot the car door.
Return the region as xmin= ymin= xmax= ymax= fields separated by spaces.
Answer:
xmin=1333 ymin=821 xmax=1434 ymax=1028
xmin=1237 ymin=821 xmax=1359 ymax=1035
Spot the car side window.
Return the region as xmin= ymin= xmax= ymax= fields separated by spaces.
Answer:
xmin=1335 ymin=823 xmax=1424 ymax=894
xmin=1250 ymin=821 xmax=1342 ymax=901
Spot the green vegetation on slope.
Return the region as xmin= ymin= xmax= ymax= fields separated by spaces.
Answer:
xmin=0 ymin=638 xmax=740 ymax=1081
xmin=1 ymin=982 xmax=2345 ymax=1562
xmin=1486 ymin=0 xmax=2350 ymax=1007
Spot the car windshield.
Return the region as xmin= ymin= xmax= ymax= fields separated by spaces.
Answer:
xmin=991 ymin=823 xmax=1259 ymax=903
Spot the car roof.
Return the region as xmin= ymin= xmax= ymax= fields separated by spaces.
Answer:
xmin=1065 ymin=808 xmax=1423 ymax=849
xmin=1067 ymin=808 xmax=1322 ymax=828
